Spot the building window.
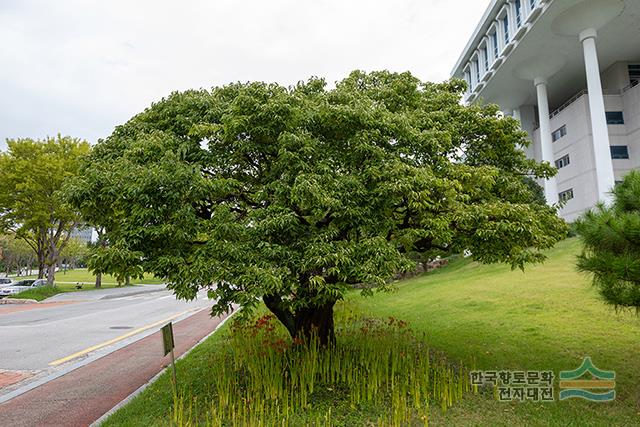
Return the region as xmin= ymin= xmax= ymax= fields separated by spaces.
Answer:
xmin=554 ymin=154 xmax=570 ymax=169
xmin=629 ymin=64 xmax=640 ymax=87
xmin=530 ymin=0 xmax=537 ymax=9
xmin=515 ymin=0 xmax=522 ymax=27
xmin=473 ymin=60 xmax=480 ymax=84
xmin=491 ymin=32 xmax=499 ymax=58
xmin=551 ymin=125 xmax=567 ymax=142
xmin=610 ymin=145 xmax=629 ymax=159
xmin=481 ymin=48 xmax=488 ymax=71
xmin=605 ymin=111 xmax=624 ymax=125
xmin=559 ymin=189 xmax=574 ymax=203
xmin=464 ymin=71 xmax=472 ymax=91
xmin=503 ymin=16 xmax=510 ymax=44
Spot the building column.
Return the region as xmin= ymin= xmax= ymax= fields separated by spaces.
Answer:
xmin=534 ymin=77 xmax=559 ymax=205
xmin=580 ymin=28 xmax=615 ymax=204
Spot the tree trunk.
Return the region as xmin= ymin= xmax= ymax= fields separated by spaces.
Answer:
xmin=37 ymin=231 xmax=47 ymax=279
xmin=95 ymin=271 xmax=102 ymax=289
xmin=263 ymin=295 xmax=337 ymax=347
xmin=46 ymin=263 xmax=56 ymax=286
xmin=293 ymin=301 xmax=336 ymax=347
xmin=38 ymin=259 xmax=45 ymax=279
xmin=125 ymin=275 xmax=131 ymax=287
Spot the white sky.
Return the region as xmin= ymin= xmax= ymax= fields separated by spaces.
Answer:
xmin=0 ymin=0 xmax=491 ymax=149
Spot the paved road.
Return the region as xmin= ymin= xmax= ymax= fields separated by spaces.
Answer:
xmin=0 ymin=285 xmax=212 ymax=393
xmin=0 ymin=309 xmax=229 ymax=427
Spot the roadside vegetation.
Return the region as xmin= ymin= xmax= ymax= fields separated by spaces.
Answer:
xmin=103 ymin=238 xmax=640 ymax=426
xmin=2 ymin=269 xmax=164 ymax=301
xmin=7 ymin=285 xmax=62 ymax=301
xmin=14 ymin=268 xmax=163 ymax=286
xmin=105 ymin=307 xmax=474 ymax=427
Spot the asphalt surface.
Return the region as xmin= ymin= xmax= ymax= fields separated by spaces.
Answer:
xmin=0 ymin=309 xmax=228 ymax=427
xmin=0 ymin=285 xmax=212 ymax=384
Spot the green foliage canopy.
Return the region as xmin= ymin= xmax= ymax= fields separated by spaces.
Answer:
xmin=0 ymin=135 xmax=90 ymax=283
xmin=68 ymin=71 xmax=567 ymax=342
xmin=0 ymin=233 xmax=35 ymax=274
xmin=576 ymin=171 xmax=640 ymax=309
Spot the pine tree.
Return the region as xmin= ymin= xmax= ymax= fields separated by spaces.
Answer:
xmin=576 ymin=171 xmax=640 ymax=310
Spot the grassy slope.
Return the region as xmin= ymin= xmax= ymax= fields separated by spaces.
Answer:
xmin=104 ymin=238 xmax=640 ymax=426
xmin=351 ymin=238 xmax=640 ymax=426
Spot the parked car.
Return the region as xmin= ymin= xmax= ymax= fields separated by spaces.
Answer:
xmin=0 ymin=279 xmax=47 ymax=298
xmin=0 ymin=278 xmax=14 ymax=289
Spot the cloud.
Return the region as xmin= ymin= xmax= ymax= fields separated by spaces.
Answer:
xmin=0 ymin=0 xmax=491 ymax=148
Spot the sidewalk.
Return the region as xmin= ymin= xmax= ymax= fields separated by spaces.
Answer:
xmin=46 ymin=285 xmax=167 ymax=302
xmin=0 ymin=309 xmax=228 ymax=427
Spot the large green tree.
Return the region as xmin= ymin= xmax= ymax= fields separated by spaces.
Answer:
xmin=68 ymin=71 xmax=566 ymax=344
xmin=0 ymin=233 xmax=36 ymax=275
xmin=576 ymin=171 xmax=640 ymax=310
xmin=0 ymin=136 xmax=90 ymax=284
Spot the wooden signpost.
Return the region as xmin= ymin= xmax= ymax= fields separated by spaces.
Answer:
xmin=161 ymin=322 xmax=177 ymax=388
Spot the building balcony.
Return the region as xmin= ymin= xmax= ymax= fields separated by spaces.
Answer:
xmin=491 ymin=56 xmax=504 ymax=70
xmin=513 ymin=24 xmax=528 ymax=41
xmin=502 ymin=41 xmax=515 ymax=55
xmin=526 ymin=6 xmax=543 ymax=24
xmin=481 ymin=70 xmax=494 ymax=83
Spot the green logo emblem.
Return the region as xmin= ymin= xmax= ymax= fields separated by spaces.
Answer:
xmin=559 ymin=357 xmax=615 ymax=402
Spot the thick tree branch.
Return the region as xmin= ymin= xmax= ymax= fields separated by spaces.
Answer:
xmin=263 ymin=294 xmax=296 ymax=338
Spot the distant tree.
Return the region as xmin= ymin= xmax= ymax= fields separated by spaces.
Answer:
xmin=0 ymin=136 xmax=90 ymax=285
xmin=576 ymin=171 xmax=640 ymax=310
xmin=0 ymin=234 xmax=35 ymax=275
xmin=60 ymin=237 xmax=89 ymax=272
xmin=68 ymin=71 xmax=567 ymax=345
xmin=86 ymin=240 xmax=143 ymax=287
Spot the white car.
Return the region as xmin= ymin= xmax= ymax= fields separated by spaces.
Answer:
xmin=0 ymin=278 xmax=14 ymax=289
xmin=0 ymin=279 xmax=47 ymax=298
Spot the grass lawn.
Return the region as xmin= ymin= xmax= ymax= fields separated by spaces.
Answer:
xmin=7 ymin=285 xmax=63 ymax=301
xmin=102 ymin=238 xmax=640 ymax=426
xmin=12 ymin=268 xmax=164 ymax=286
xmin=4 ymin=269 xmax=164 ymax=300
xmin=352 ymin=237 xmax=640 ymax=426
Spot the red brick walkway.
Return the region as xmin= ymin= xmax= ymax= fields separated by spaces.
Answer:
xmin=0 ymin=371 xmax=33 ymax=389
xmin=0 ymin=309 xmax=228 ymax=427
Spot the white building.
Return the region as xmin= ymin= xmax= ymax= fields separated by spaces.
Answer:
xmin=70 ymin=227 xmax=94 ymax=244
xmin=451 ymin=0 xmax=640 ymax=221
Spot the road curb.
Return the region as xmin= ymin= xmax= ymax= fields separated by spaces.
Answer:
xmin=98 ymin=286 xmax=167 ymax=300
xmin=0 ymin=298 xmax=38 ymax=305
xmin=90 ymin=309 xmax=236 ymax=426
